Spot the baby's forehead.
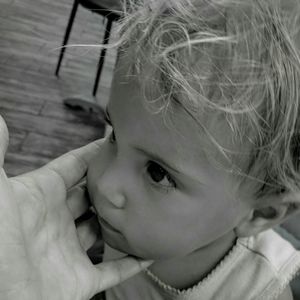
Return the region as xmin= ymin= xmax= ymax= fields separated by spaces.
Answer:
xmin=168 ymin=105 xmax=250 ymax=168
xmin=114 ymin=55 xmax=251 ymax=169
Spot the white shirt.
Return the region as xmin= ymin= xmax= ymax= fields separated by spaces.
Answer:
xmin=104 ymin=230 xmax=300 ymax=300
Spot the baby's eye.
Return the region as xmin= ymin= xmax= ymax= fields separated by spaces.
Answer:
xmin=146 ymin=161 xmax=176 ymax=189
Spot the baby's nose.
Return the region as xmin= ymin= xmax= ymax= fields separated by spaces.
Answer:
xmin=94 ymin=159 xmax=128 ymax=209
xmin=96 ymin=183 xmax=126 ymax=209
xmin=108 ymin=194 xmax=126 ymax=209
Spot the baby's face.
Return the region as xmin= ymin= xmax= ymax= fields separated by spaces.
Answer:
xmin=87 ymin=62 xmax=251 ymax=260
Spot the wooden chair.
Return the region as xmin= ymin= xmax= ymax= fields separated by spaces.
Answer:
xmin=55 ymin=0 xmax=122 ymax=97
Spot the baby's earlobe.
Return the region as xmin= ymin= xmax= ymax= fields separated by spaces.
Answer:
xmin=234 ymin=202 xmax=291 ymax=237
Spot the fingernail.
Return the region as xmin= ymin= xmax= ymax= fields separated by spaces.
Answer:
xmin=140 ymin=260 xmax=154 ymax=269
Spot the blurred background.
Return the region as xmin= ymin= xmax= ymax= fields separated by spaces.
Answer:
xmin=0 ymin=0 xmax=118 ymax=176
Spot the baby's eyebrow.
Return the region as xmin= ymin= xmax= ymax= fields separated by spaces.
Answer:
xmin=134 ymin=146 xmax=182 ymax=175
xmin=105 ymin=105 xmax=206 ymax=184
xmin=135 ymin=146 xmax=209 ymax=186
xmin=105 ymin=104 xmax=181 ymax=174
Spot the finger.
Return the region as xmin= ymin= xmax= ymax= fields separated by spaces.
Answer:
xmin=44 ymin=138 xmax=105 ymax=189
xmin=93 ymin=257 xmax=153 ymax=293
xmin=67 ymin=182 xmax=90 ymax=219
xmin=76 ymin=215 xmax=100 ymax=251
xmin=0 ymin=115 xmax=9 ymax=167
xmin=0 ymin=169 xmax=24 ymax=245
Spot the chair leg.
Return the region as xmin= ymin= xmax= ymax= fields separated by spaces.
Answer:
xmin=92 ymin=17 xmax=113 ymax=97
xmin=55 ymin=0 xmax=79 ymax=77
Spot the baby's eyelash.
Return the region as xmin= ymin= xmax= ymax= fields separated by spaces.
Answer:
xmin=146 ymin=161 xmax=177 ymax=190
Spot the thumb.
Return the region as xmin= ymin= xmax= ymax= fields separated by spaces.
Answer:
xmin=0 ymin=115 xmax=9 ymax=168
xmin=92 ymin=256 xmax=153 ymax=294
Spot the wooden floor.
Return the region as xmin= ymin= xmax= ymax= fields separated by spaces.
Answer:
xmin=0 ymin=0 xmax=117 ymax=176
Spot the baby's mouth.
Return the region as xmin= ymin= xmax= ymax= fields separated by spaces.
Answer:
xmin=97 ymin=215 xmax=122 ymax=234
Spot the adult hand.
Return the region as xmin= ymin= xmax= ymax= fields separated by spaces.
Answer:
xmin=0 ymin=116 xmax=152 ymax=300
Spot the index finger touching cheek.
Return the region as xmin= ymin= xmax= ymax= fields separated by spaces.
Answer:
xmin=45 ymin=139 xmax=105 ymax=189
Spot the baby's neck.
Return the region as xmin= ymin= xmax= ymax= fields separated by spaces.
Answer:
xmin=148 ymin=231 xmax=236 ymax=291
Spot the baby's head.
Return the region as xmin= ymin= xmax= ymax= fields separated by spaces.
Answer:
xmin=87 ymin=0 xmax=300 ymax=260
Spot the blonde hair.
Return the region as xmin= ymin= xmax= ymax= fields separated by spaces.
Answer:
xmin=114 ymin=0 xmax=300 ymax=198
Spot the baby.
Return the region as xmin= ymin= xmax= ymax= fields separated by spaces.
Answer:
xmin=87 ymin=0 xmax=300 ymax=299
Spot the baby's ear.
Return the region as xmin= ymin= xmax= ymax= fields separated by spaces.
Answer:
xmin=235 ymin=191 xmax=300 ymax=237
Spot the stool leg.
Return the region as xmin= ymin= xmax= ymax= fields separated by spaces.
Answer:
xmin=92 ymin=18 xmax=113 ymax=97
xmin=55 ymin=0 xmax=79 ymax=77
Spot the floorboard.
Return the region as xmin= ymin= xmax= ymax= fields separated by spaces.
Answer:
xmin=0 ymin=0 xmax=117 ymax=176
